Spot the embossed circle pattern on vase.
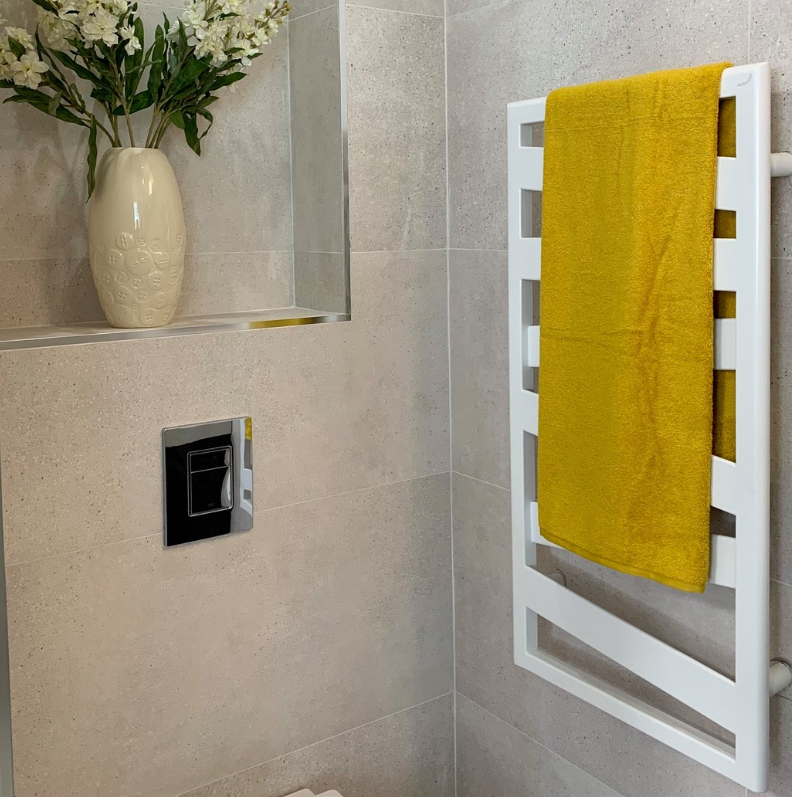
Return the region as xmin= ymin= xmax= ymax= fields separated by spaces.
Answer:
xmin=89 ymin=147 xmax=186 ymax=329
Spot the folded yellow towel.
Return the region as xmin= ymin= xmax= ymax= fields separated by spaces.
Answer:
xmin=537 ymin=63 xmax=730 ymax=593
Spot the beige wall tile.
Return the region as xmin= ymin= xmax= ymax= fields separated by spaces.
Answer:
xmin=183 ymin=694 xmax=454 ymax=797
xmin=159 ymin=34 xmax=294 ymax=255
xmin=447 ymin=0 xmax=748 ymax=250
xmin=178 ymin=251 xmax=295 ymax=316
xmin=290 ymin=8 xmax=345 ymax=254
xmin=456 ymin=693 xmax=621 ymax=797
xmin=452 ymin=472 xmax=745 ymax=797
xmin=449 ymin=249 xmax=509 ymax=489
xmin=7 ymin=475 xmax=453 ymax=797
xmin=347 ymin=6 xmax=446 ymax=252
xmin=771 ymin=579 xmax=792 ymax=701
xmin=294 ymin=252 xmax=348 ymax=312
xmin=752 ymin=0 xmax=792 ymax=257
xmin=0 ymin=258 xmax=103 ymax=328
xmin=772 ymin=259 xmax=792 ymax=584
xmin=349 ymin=0 xmax=444 ymax=18
xmin=0 ymin=250 xmax=447 ymax=564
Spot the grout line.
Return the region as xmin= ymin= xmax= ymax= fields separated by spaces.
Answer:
xmin=346 ymin=2 xmax=444 ymax=18
xmin=455 ymin=692 xmax=623 ymax=797
xmin=5 ymin=471 xmax=453 ymax=571
xmin=289 ymin=3 xmax=336 ymax=20
xmin=772 ymin=575 xmax=792 ymax=589
xmin=448 ymin=247 xmax=508 ymax=253
xmin=178 ymin=692 xmax=455 ymax=797
xmin=452 ymin=469 xmax=510 ymax=494
xmin=445 ymin=0 xmax=514 ymax=20
xmin=441 ymin=0 xmax=458 ymax=791
xmin=351 ymin=248 xmax=448 ymax=255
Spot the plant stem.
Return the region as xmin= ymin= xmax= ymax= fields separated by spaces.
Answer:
xmin=154 ymin=118 xmax=171 ymax=147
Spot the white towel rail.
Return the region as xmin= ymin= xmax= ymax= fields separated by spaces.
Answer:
xmin=508 ymin=62 xmax=791 ymax=792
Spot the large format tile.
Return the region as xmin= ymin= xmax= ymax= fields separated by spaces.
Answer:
xmin=0 ymin=257 xmax=103 ymax=327
xmin=183 ymin=694 xmax=454 ymax=797
xmin=771 ymin=579 xmax=792 ymax=701
xmin=447 ymin=0 xmax=555 ymax=251
xmin=456 ymin=694 xmax=620 ymax=797
xmin=0 ymin=251 xmax=448 ymax=564
xmin=771 ymin=259 xmax=792 ymax=584
xmin=452 ymin=472 xmax=745 ymax=797
xmin=752 ymin=0 xmax=792 ymax=257
xmin=160 ymin=34 xmax=293 ymax=255
xmin=294 ymin=252 xmax=348 ymax=312
xmin=7 ymin=475 xmax=453 ymax=797
xmin=450 ymin=249 xmax=509 ymax=489
xmin=347 ymin=6 xmax=446 ymax=252
xmin=290 ymin=7 xmax=345 ymax=255
xmin=178 ymin=251 xmax=294 ymax=316
xmin=349 ymin=0 xmax=444 ymax=17
xmin=447 ymin=0 xmax=748 ymax=251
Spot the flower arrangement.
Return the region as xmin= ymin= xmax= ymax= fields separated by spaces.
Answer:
xmin=0 ymin=0 xmax=290 ymax=194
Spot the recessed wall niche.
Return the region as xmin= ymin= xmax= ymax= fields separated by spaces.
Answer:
xmin=0 ymin=0 xmax=349 ymax=348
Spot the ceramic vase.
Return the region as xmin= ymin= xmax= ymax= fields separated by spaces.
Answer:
xmin=88 ymin=147 xmax=185 ymax=328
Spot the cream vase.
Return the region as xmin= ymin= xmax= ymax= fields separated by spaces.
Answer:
xmin=89 ymin=147 xmax=186 ymax=328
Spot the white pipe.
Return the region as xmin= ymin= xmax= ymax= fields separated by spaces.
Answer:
xmin=770 ymin=152 xmax=792 ymax=178
xmin=769 ymin=660 xmax=792 ymax=696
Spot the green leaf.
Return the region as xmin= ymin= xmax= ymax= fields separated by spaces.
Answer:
xmin=183 ymin=111 xmax=200 ymax=155
xmin=195 ymin=106 xmax=213 ymax=140
xmin=128 ymin=89 xmax=153 ymax=112
xmin=208 ymin=71 xmax=246 ymax=91
xmin=87 ymin=116 xmax=98 ymax=199
xmin=54 ymin=105 xmax=87 ymax=125
xmin=170 ymin=56 xmax=211 ymax=95
xmin=169 ymin=109 xmax=185 ymax=130
xmin=91 ymin=85 xmax=116 ymax=106
xmin=0 ymin=79 xmax=15 ymax=89
xmin=7 ymin=37 xmax=26 ymax=59
xmin=147 ymin=26 xmax=165 ymax=97
xmin=47 ymin=91 xmax=61 ymax=114
xmin=4 ymin=92 xmax=87 ymax=126
xmin=124 ymin=16 xmax=146 ymax=99
xmin=51 ymin=48 xmax=100 ymax=84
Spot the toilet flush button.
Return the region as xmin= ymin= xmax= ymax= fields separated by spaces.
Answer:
xmin=188 ymin=446 xmax=233 ymax=516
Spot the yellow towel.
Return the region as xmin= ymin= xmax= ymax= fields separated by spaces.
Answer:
xmin=537 ymin=63 xmax=730 ymax=593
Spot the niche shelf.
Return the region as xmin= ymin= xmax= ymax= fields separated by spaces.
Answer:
xmin=0 ymin=306 xmax=350 ymax=351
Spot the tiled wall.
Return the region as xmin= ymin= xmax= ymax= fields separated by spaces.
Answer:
xmin=447 ymin=1 xmax=792 ymax=796
xmin=0 ymin=1 xmax=452 ymax=795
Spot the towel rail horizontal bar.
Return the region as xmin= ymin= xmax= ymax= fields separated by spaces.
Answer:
xmin=516 ymin=566 xmax=738 ymax=729
xmin=527 ymin=502 xmax=737 ymax=589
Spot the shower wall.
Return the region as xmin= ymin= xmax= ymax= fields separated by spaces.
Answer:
xmin=447 ymin=1 xmax=792 ymax=796
xmin=0 ymin=2 xmax=450 ymax=796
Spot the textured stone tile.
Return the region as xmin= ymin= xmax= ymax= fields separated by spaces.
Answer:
xmin=456 ymin=694 xmax=621 ymax=797
xmin=7 ymin=476 xmax=453 ymax=797
xmin=182 ymin=694 xmax=454 ymax=797
xmin=771 ymin=579 xmax=792 ymax=701
xmin=289 ymin=0 xmax=335 ymax=20
xmin=771 ymin=259 xmax=792 ymax=585
xmin=447 ymin=0 xmax=555 ymax=250
xmin=178 ymin=251 xmax=294 ymax=316
xmin=447 ymin=0 xmax=748 ymax=251
xmin=750 ymin=697 xmax=792 ymax=797
xmin=0 ymin=251 xmax=448 ymax=564
xmin=350 ymin=0 xmax=444 ymax=17
xmin=347 ymin=6 xmax=446 ymax=251
xmin=0 ymin=258 xmax=103 ymax=327
xmin=159 ymin=33 xmax=293 ymax=255
xmin=294 ymin=252 xmax=348 ymax=312
xmin=450 ymin=249 xmax=509 ymax=489
xmin=752 ymin=0 xmax=792 ymax=257
xmin=290 ymin=8 xmax=345 ymax=254
xmin=452 ymin=472 xmax=745 ymax=797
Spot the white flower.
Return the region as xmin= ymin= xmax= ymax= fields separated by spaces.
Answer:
xmin=81 ymin=7 xmax=119 ymax=45
xmin=5 ymin=26 xmax=34 ymax=49
xmin=182 ymin=0 xmax=208 ymax=36
xmin=0 ymin=49 xmax=15 ymax=80
xmin=119 ymin=21 xmax=140 ymax=54
xmin=11 ymin=51 xmax=48 ymax=88
xmin=37 ymin=9 xmax=75 ymax=50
